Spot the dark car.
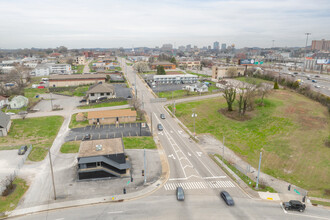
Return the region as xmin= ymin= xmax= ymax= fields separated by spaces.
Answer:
xmin=157 ymin=124 xmax=163 ymax=131
xmin=18 ymin=145 xmax=28 ymax=155
xmin=83 ymin=134 xmax=91 ymax=140
xmin=176 ymin=187 xmax=185 ymax=201
xmin=79 ymin=99 xmax=87 ymax=103
xmin=97 ymin=96 xmax=107 ymax=102
xmin=293 ymin=72 xmax=298 ymax=75
xmin=220 ymin=191 xmax=234 ymax=206
xmin=315 ymin=75 xmax=320 ymax=78
xmin=307 ymin=77 xmax=311 ymax=80
xmin=160 ymin=113 xmax=166 ymax=119
xmin=282 ymin=200 xmax=306 ymax=212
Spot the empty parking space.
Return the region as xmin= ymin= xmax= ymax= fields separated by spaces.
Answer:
xmin=65 ymin=123 xmax=151 ymax=142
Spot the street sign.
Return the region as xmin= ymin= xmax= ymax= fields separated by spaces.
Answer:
xmin=260 ymin=61 xmax=264 ymax=64
xmin=254 ymin=62 xmax=259 ymax=65
xmin=141 ymin=123 xmax=146 ymax=128
xmin=127 ymin=180 xmax=130 ymax=185
xmin=191 ymin=113 xmax=197 ymax=117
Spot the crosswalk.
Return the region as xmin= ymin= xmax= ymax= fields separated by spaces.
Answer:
xmin=164 ymin=181 xmax=235 ymax=191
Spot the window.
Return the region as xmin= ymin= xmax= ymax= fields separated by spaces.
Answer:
xmin=91 ymin=93 xmax=95 ymax=96
xmin=100 ymin=93 xmax=104 ymax=96
xmin=106 ymin=93 xmax=110 ymax=95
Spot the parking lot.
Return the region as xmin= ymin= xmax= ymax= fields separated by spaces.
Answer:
xmin=65 ymin=122 xmax=151 ymax=142
xmin=151 ymin=84 xmax=186 ymax=93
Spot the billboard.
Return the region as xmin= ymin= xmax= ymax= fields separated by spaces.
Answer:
xmin=239 ymin=59 xmax=255 ymax=65
xmin=316 ymin=59 xmax=330 ymax=65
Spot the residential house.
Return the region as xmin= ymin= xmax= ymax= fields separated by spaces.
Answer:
xmin=77 ymin=138 xmax=131 ymax=180
xmin=0 ymin=96 xmax=9 ymax=109
xmin=86 ymin=83 xmax=115 ymax=102
xmin=87 ymin=109 xmax=137 ymax=125
xmin=49 ymin=74 xmax=106 ymax=87
xmin=0 ymin=111 xmax=11 ymax=137
xmin=183 ymin=82 xmax=209 ymax=93
xmin=9 ymin=96 xmax=28 ymax=109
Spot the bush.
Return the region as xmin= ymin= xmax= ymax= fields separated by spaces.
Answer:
xmin=273 ymin=81 xmax=279 ymax=89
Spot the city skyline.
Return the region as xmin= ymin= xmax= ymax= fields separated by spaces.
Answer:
xmin=0 ymin=0 xmax=330 ymax=49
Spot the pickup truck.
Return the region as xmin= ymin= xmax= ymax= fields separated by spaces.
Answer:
xmin=282 ymin=200 xmax=306 ymax=212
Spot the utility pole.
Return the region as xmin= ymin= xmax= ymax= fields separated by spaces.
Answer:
xmin=134 ymin=70 xmax=137 ymax=97
xmin=303 ymin=33 xmax=311 ymax=73
xmin=222 ymin=136 xmax=225 ymax=161
xmin=144 ymin=148 xmax=147 ymax=184
xmin=48 ymin=150 xmax=56 ymax=200
xmin=192 ymin=108 xmax=197 ymax=136
xmin=150 ymin=113 xmax=153 ymax=136
xmin=50 ymin=93 xmax=53 ymax=111
xmin=173 ymin=101 xmax=176 ymax=115
xmin=256 ymin=152 xmax=262 ymax=189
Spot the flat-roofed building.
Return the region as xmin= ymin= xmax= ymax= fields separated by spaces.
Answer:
xmin=212 ymin=66 xmax=245 ymax=80
xmin=151 ymin=61 xmax=176 ymax=70
xmin=87 ymin=109 xmax=137 ymax=125
xmin=153 ymin=73 xmax=198 ymax=84
xmin=77 ymin=138 xmax=130 ymax=180
xmin=49 ymin=74 xmax=106 ymax=87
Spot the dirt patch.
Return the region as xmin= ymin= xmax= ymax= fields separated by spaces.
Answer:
xmin=218 ymin=108 xmax=254 ymax=121
xmin=1 ymin=184 xmax=17 ymax=197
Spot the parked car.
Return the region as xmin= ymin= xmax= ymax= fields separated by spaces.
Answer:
xmin=5 ymin=112 xmax=15 ymax=115
xmin=176 ymin=187 xmax=185 ymax=201
xmin=312 ymin=80 xmax=317 ymax=83
xmin=79 ymin=99 xmax=87 ymax=103
xmin=315 ymin=75 xmax=320 ymax=78
xmin=220 ymin=191 xmax=235 ymax=206
xmin=97 ymin=96 xmax=107 ymax=102
xmin=307 ymin=77 xmax=311 ymax=80
xmin=315 ymin=85 xmax=321 ymax=88
xmin=282 ymin=200 xmax=306 ymax=212
xmin=18 ymin=145 xmax=28 ymax=155
xmin=293 ymin=72 xmax=298 ymax=75
xmin=83 ymin=134 xmax=91 ymax=140
xmin=160 ymin=113 xmax=166 ymax=119
xmin=157 ymin=124 xmax=163 ymax=131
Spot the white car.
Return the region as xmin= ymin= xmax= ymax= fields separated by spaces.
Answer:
xmin=5 ymin=112 xmax=15 ymax=115
xmin=314 ymin=85 xmax=321 ymax=88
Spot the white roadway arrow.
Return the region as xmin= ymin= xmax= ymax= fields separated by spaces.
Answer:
xmin=168 ymin=154 xmax=176 ymax=160
xmin=196 ymin=152 xmax=203 ymax=157
xmin=188 ymin=152 xmax=192 ymax=156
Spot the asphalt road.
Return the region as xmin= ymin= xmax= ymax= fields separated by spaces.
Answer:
xmin=13 ymin=195 xmax=330 ymax=220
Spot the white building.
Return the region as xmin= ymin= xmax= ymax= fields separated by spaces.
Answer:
xmin=0 ymin=66 xmax=15 ymax=74
xmin=24 ymin=62 xmax=38 ymax=68
xmin=153 ymin=74 xmax=198 ymax=84
xmin=31 ymin=64 xmax=72 ymax=76
xmin=75 ymin=56 xmax=86 ymax=65
xmin=50 ymin=64 xmax=72 ymax=74
xmin=32 ymin=64 xmax=51 ymax=76
xmin=183 ymin=83 xmax=209 ymax=93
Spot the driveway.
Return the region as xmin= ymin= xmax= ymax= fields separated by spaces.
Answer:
xmin=65 ymin=123 xmax=151 ymax=142
xmin=33 ymin=94 xmax=81 ymax=112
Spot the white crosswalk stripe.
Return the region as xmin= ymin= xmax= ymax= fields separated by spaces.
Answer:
xmin=164 ymin=181 xmax=235 ymax=191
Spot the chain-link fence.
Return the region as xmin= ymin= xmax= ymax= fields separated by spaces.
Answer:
xmin=0 ymin=145 xmax=32 ymax=195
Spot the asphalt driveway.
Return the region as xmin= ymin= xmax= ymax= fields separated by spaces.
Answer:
xmin=65 ymin=122 xmax=151 ymax=142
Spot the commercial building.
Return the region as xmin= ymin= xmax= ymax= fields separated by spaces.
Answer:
xmin=50 ymin=64 xmax=72 ymax=74
xmin=151 ymin=61 xmax=176 ymax=70
xmin=213 ymin=41 xmax=220 ymax=50
xmin=86 ymin=83 xmax=115 ymax=102
xmin=311 ymin=39 xmax=330 ymax=51
xmin=212 ymin=66 xmax=245 ymax=80
xmin=75 ymin=56 xmax=86 ymax=65
xmin=153 ymin=73 xmax=198 ymax=84
xmin=221 ymin=43 xmax=227 ymax=51
xmin=49 ymin=74 xmax=106 ymax=87
xmin=161 ymin=44 xmax=173 ymax=51
xmin=77 ymin=138 xmax=131 ymax=180
xmin=87 ymin=109 xmax=137 ymax=125
xmin=177 ymin=61 xmax=201 ymax=69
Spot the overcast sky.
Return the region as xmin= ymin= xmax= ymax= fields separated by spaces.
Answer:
xmin=0 ymin=0 xmax=329 ymax=49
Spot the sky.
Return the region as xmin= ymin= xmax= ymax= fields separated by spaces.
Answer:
xmin=0 ymin=0 xmax=330 ymax=49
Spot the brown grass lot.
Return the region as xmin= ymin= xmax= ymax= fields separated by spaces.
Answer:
xmin=173 ymin=89 xmax=330 ymax=198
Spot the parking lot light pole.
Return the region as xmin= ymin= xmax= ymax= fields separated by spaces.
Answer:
xmin=256 ymin=152 xmax=262 ymax=190
xmin=48 ymin=149 xmax=56 ymax=200
xmin=144 ymin=148 xmax=147 ymax=184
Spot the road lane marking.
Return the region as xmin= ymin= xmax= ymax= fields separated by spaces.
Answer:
xmin=168 ymin=154 xmax=176 ymax=160
xmin=188 ymin=152 xmax=192 ymax=156
xmin=196 ymin=151 xmax=202 ymax=157
xmin=107 ymin=211 xmax=124 ymax=214
xmin=164 ymin=181 xmax=235 ymax=190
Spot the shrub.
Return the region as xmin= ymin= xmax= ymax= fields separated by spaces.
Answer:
xmin=273 ymin=81 xmax=279 ymax=89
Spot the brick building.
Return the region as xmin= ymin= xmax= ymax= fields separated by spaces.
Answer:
xmin=49 ymin=74 xmax=106 ymax=87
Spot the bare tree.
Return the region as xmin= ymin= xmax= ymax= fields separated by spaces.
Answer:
xmin=226 ymin=67 xmax=238 ymax=78
xmin=133 ymin=62 xmax=150 ymax=73
xmin=236 ymin=84 xmax=258 ymax=115
xmin=223 ymin=86 xmax=236 ymax=111
xmin=129 ymin=97 xmax=141 ymax=111
xmin=257 ymin=84 xmax=272 ymax=106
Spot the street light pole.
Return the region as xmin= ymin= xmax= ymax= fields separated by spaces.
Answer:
xmin=48 ymin=150 xmax=56 ymax=200
xmin=303 ymin=33 xmax=311 ymax=73
xmin=50 ymin=92 xmax=53 ymax=111
xmin=144 ymin=148 xmax=147 ymax=184
xmin=256 ymin=152 xmax=262 ymax=189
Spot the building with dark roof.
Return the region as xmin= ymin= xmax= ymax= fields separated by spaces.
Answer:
xmin=77 ymin=138 xmax=131 ymax=180
xmin=0 ymin=111 xmax=11 ymax=137
xmin=86 ymin=83 xmax=115 ymax=101
xmin=49 ymin=74 xmax=106 ymax=87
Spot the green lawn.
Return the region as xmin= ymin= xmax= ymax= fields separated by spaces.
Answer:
xmin=158 ymin=84 xmax=219 ymax=100
xmin=123 ymin=137 xmax=157 ymax=149
xmin=142 ymin=71 xmax=156 ymax=75
xmin=60 ymin=141 xmax=80 ymax=153
xmin=78 ymin=100 xmax=128 ymax=109
xmin=173 ymin=90 xmax=330 ymax=198
xmin=186 ymin=70 xmax=208 ymax=77
xmin=69 ymin=113 xmax=89 ymax=129
xmin=311 ymin=200 xmax=330 ymax=207
xmin=73 ymin=65 xmax=84 ymax=74
xmin=126 ymin=63 xmax=133 ymax=66
xmin=236 ymin=77 xmax=274 ymax=85
xmin=0 ymin=116 xmax=64 ymax=161
xmin=89 ymin=61 xmax=97 ymax=72
xmin=52 ymin=86 xmax=89 ymax=97
xmin=0 ymin=178 xmax=29 ymax=213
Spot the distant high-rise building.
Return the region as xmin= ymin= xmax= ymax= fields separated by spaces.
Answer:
xmin=161 ymin=44 xmax=173 ymax=51
xmin=186 ymin=44 xmax=192 ymax=51
xmin=221 ymin=43 xmax=227 ymax=51
xmin=311 ymin=39 xmax=330 ymax=51
xmin=213 ymin=41 xmax=220 ymax=50
xmin=193 ymin=45 xmax=198 ymax=50
xmin=208 ymin=46 xmax=211 ymax=50
xmin=178 ymin=46 xmax=185 ymax=51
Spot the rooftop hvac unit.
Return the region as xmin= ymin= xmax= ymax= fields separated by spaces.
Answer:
xmin=96 ymin=145 xmax=102 ymax=151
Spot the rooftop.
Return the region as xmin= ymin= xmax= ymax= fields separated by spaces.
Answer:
xmin=152 ymin=61 xmax=175 ymax=65
xmin=88 ymin=109 xmax=136 ymax=119
xmin=78 ymin=138 xmax=124 ymax=158
xmin=49 ymin=74 xmax=106 ymax=80
xmin=86 ymin=83 xmax=114 ymax=94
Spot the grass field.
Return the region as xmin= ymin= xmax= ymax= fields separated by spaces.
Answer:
xmin=236 ymin=77 xmax=274 ymax=85
xmin=73 ymin=65 xmax=84 ymax=74
xmin=54 ymin=86 xmax=89 ymax=97
xmin=311 ymin=200 xmax=330 ymax=207
xmin=69 ymin=113 xmax=89 ymax=129
xmin=0 ymin=116 xmax=64 ymax=161
xmin=0 ymin=178 xmax=29 ymax=213
xmin=172 ymin=90 xmax=330 ymax=198
xmin=78 ymin=100 xmax=128 ymax=109
xmin=123 ymin=137 xmax=157 ymax=149
xmin=60 ymin=141 xmax=80 ymax=153
xmin=186 ymin=70 xmax=208 ymax=77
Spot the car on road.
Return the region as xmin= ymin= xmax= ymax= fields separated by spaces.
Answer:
xmin=291 ymin=74 xmax=295 ymax=77
xmin=83 ymin=133 xmax=91 ymax=140
xmin=160 ymin=114 xmax=166 ymax=119
xmin=176 ymin=187 xmax=185 ymax=201
xmin=79 ymin=99 xmax=87 ymax=103
xmin=5 ymin=112 xmax=15 ymax=115
xmin=220 ymin=191 xmax=234 ymax=206
xmin=312 ymin=80 xmax=317 ymax=83
xmin=157 ymin=124 xmax=163 ymax=131
xmin=282 ymin=200 xmax=305 ymax=212
xmin=307 ymin=77 xmax=311 ymax=80
xmin=18 ymin=145 xmax=28 ymax=155
xmin=315 ymin=75 xmax=320 ymax=78
xmin=315 ymin=85 xmax=321 ymax=88
xmin=293 ymin=72 xmax=298 ymax=75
